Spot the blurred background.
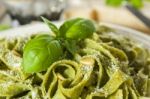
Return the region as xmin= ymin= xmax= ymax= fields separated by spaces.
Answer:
xmin=0 ymin=0 xmax=150 ymax=34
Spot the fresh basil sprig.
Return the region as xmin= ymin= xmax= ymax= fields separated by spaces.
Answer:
xmin=22 ymin=17 xmax=96 ymax=73
xmin=42 ymin=17 xmax=96 ymax=39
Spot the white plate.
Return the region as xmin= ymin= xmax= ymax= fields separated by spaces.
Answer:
xmin=100 ymin=23 xmax=150 ymax=49
xmin=0 ymin=22 xmax=150 ymax=48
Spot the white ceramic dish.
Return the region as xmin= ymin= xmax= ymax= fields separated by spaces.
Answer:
xmin=0 ymin=22 xmax=150 ymax=48
xmin=100 ymin=23 xmax=150 ymax=49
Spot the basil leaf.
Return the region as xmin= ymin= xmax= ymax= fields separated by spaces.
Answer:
xmin=22 ymin=35 xmax=63 ymax=73
xmin=106 ymin=0 xmax=123 ymax=7
xmin=129 ymin=0 xmax=143 ymax=8
xmin=105 ymin=0 xmax=143 ymax=8
xmin=41 ymin=17 xmax=59 ymax=36
xmin=34 ymin=34 xmax=54 ymax=40
xmin=59 ymin=18 xmax=96 ymax=39
xmin=59 ymin=18 xmax=82 ymax=38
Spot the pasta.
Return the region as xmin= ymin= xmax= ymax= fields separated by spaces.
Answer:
xmin=0 ymin=25 xmax=150 ymax=99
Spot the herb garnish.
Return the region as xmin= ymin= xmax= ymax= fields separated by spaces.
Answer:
xmin=22 ymin=17 xmax=96 ymax=73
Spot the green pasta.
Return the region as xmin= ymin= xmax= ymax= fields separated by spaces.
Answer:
xmin=0 ymin=19 xmax=150 ymax=99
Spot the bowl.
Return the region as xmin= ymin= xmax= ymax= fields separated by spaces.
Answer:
xmin=0 ymin=22 xmax=150 ymax=48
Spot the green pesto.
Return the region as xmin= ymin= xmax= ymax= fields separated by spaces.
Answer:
xmin=0 ymin=18 xmax=149 ymax=99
